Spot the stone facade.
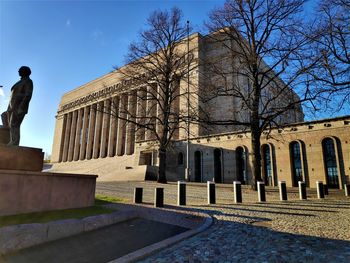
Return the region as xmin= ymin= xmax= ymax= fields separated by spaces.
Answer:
xmin=162 ymin=116 xmax=350 ymax=189
xmin=50 ymin=30 xmax=348 ymax=189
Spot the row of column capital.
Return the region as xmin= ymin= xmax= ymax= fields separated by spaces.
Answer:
xmin=59 ymin=93 xmax=142 ymax=162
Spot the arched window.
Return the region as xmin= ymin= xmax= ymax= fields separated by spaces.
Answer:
xmin=290 ymin=141 xmax=303 ymax=186
xmin=214 ymin=148 xmax=222 ymax=183
xmin=236 ymin=146 xmax=246 ymax=184
xmin=262 ymin=144 xmax=273 ymax=186
xmin=322 ymin=138 xmax=340 ymax=188
xmin=194 ymin=151 xmax=202 ymax=182
xmin=177 ymin=152 xmax=184 ymax=166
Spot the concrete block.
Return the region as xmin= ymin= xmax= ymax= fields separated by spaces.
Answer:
xmin=258 ymin=181 xmax=266 ymax=202
xmin=177 ymin=181 xmax=186 ymax=206
xmin=345 ymin=184 xmax=350 ymax=196
xmin=279 ymin=181 xmax=288 ymax=201
xmin=0 ymin=145 xmax=44 ymax=171
xmin=47 ymin=219 xmax=84 ymax=241
xmin=233 ymin=181 xmax=242 ymax=203
xmin=0 ymin=223 xmax=48 ymax=254
xmin=299 ymin=181 xmax=307 ymax=200
xmin=207 ymin=181 xmax=216 ymax=204
xmin=134 ymin=187 xmax=143 ymax=203
xmin=109 ymin=211 xmax=137 ymax=224
xmin=0 ymin=170 xmax=97 ymax=216
xmin=83 ymin=214 xmax=114 ymax=232
xmin=316 ymin=181 xmax=324 ymax=199
xmin=154 ymin=188 xmax=164 ymax=208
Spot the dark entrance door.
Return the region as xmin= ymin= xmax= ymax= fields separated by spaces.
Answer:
xmin=262 ymin=145 xmax=273 ymax=186
xmin=322 ymin=138 xmax=340 ymax=188
xmin=290 ymin=142 xmax=303 ymax=187
xmin=194 ymin=151 xmax=202 ymax=182
xmin=214 ymin=148 xmax=222 ymax=183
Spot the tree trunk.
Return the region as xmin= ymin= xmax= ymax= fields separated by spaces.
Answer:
xmin=250 ymin=67 xmax=262 ymax=191
xmin=251 ymin=127 xmax=262 ymax=190
xmin=157 ymin=147 xmax=167 ymax=183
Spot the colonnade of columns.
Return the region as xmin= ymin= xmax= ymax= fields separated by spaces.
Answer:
xmin=58 ymin=92 xmax=147 ymax=162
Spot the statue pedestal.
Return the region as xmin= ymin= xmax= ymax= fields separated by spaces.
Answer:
xmin=0 ymin=126 xmax=10 ymax=145
xmin=0 ymin=145 xmax=44 ymax=171
xmin=0 ymin=135 xmax=97 ymax=216
xmin=0 ymin=170 xmax=97 ymax=216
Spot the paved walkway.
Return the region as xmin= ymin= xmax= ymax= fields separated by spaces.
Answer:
xmin=97 ymin=181 xmax=350 ymax=263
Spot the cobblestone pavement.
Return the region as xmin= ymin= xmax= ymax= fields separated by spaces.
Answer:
xmin=97 ymin=181 xmax=350 ymax=263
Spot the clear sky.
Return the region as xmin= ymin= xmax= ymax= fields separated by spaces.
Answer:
xmin=0 ymin=0 xmax=224 ymax=155
xmin=0 ymin=0 xmax=346 ymax=156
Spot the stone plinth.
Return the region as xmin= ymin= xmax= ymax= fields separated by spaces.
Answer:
xmin=0 ymin=145 xmax=44 ymax=171
xmin=0 ymin=170 xmax=97 ymax=216
xmin=0 ymin=126 xmax=10 ymax=145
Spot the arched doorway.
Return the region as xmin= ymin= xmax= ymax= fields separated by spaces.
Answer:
xmin=194 ymin=150 xmax=202 ymax=182
xmin=262 ymin=144 xmax=273 ymax=186
xmin=322 ymin=138 xmax=340 ymax=188
xmin=236 ymin=147 xmax=246 ymax=184
xmin=214 ymin=148 xmax=222 ymax=183
xmin=290 ymin=141 xmax=303 ymax=186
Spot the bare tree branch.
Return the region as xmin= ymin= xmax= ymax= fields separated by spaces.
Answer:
xmin=202 ymin=0 xmax=311 ymax=189
xmin=100 ymin=7 xmax=196 ymax=183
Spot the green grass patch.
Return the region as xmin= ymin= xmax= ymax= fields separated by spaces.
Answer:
xmin=0 ymin=196 xmax=123 ymax=228
xmin=95 ymin=194 xmax=125 ymax=205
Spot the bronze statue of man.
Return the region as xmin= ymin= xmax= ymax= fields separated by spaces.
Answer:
xmin=1 ymin=66 xmax=33 ymax=146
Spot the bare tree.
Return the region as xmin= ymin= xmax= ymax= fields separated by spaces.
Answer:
xmin=306 ymin=0 xmax=350 ymax=110
xmin=203 ymin=0 xmax=312 ymax=189
xmin=108 ymin=7 xmax=194 ymax=183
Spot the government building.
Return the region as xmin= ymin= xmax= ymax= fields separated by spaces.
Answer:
xmin=51 ymin=30 xmax=349 ymax=189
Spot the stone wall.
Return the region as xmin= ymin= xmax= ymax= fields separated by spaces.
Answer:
xmin=0 ymin=170 xmax=97 ymax=216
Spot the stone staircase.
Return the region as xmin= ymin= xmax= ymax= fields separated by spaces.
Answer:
xmin=49 ymin=155 xmax=157 ymax=181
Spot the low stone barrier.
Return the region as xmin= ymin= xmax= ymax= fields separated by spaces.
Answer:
xmin=298 ymin=181 xmax=307 ymax=200
xmin=316 ymin=181 xmax=325 ymax=199
xmin=134 ymin=187 xmax=143 ymax=204
xmin=177 ymin=181 xmax=186 ymax=206
xmin=0 ymin=202 xmax=213 ymax=259
xmin=154 ymin=188 xmax=164 ymax=207
xmin=345 ymin=184 xmax=350 ymax=196
xmin=0 ymin=210 xmax=137 ymax=255
xmin=257 ymin=181 xmax=266 ymax=202
xmin=207 ymin=181 xmax=216 ymax=204
xmin=233 ymin=181 xmax=242 ymax=203
xmin=279 ymin=181 xmax=288 ymax=201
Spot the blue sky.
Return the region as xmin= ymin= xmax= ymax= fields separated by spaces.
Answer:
xmin=0 ymin=0 xmax=222 ymax=155
xmin=0 ymin=0 xmax=346 ymax=156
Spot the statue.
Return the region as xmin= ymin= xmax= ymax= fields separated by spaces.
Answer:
xmin=1 ymin=66 xmax=33 ymax=146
